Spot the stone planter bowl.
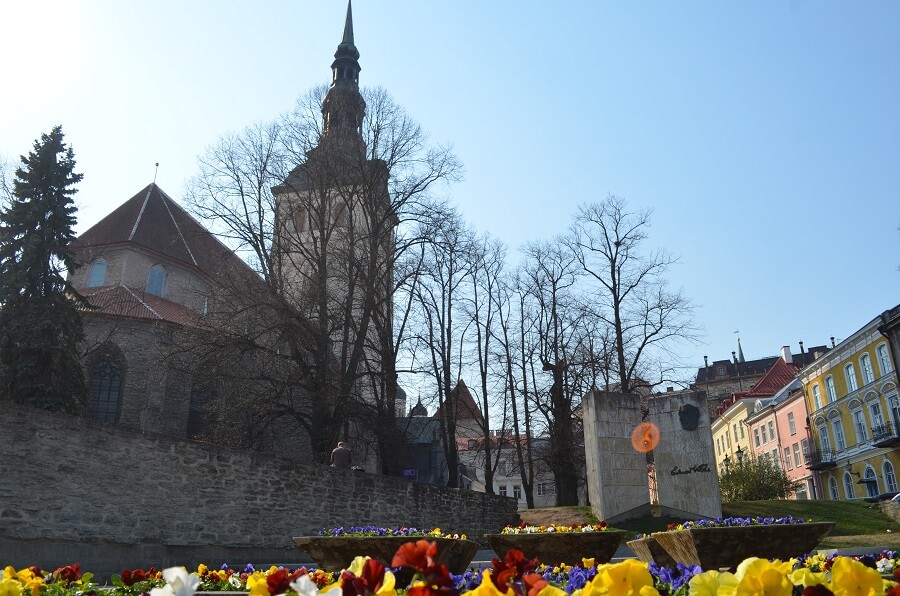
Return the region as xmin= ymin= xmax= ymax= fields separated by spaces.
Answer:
xmin=292 ymin=535 xmax=480 ymax=574
xmin=626 ymin=536 xmax=676 ymax=567
xmin=484 ymin=531 xmax=627 ymax=566
xmin=652 ymin=522 xmax=835 ymax=570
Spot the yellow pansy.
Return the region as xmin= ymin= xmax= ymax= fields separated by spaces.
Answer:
xmin=0 ymin=578 xmax=23 ymax=596
xmin=688 ymin=569 xmax=739 ymax=596
xmin=830 ymin=557 xmax=884 ymax=596
xmin=246 ymin=571 xmax=268 ymax=596
xmin=469 ymin=570 xmax=514 ymax=596
xmin=790 ymin=568 xmax=830 ymax=589
xmin=2 ymin=569 xmax=15 ymax=582
xmin=733 ymin=558 xmax=793 ymax=596
xmin=23 ymin=577 xmax=43 ymax=596
xmin=197 ymin=564 xmax=208 ymax=575
xmin=533 ymin=582 xmax=569 ymax=596
xmin=266 ymin=566 xmax=280 ymax=575
xmin=582 ymin=558 xmax=596 ymax=569
xmin=585 ymin=560 xmax=658 ymax=596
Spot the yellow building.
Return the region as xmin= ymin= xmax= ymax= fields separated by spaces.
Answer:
xmin=799 ymin=314 xmax=899 ymax=500
xmin=711 ymin=397 xmax=755 ymax=472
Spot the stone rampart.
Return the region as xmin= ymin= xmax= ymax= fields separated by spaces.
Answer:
xmin=0 ymin=403 xmax=518 ymax=577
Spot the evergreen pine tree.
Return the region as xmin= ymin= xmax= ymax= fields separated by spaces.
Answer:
xmin=0 ymin=126 xmax=86 ymax=412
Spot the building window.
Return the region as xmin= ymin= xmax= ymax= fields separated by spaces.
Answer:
xmin=884 ymin=461 xmax=898 ymax=493
xmin=793 ymin=442 xmax=801 ymax=468
xmin=771 ymin=448 xmax=778 ymax=467
xmin=87 ymin=259 xmax=107 ymax=287
xmin=800 ymin=438 xmax=809 ymax=463
xmin=498 ymin=485 xmax=507 ymax=497
xmin=891 ymin=396 xmax=900 ymax=427
xmin=861 ymin=354 xmax=875 ymax=385
xmin=146 ymin=265 xmax=166 ymax=296
xmin=829 ymin=476 xmax=839 ymax=500
xmin=86 ymin=359 xmax=122 ymax=425
xmin=761 ymin=424 xmax=768 ymax=443
xmin=732 ymin=423 xmax=738 ymax=442
xmin=825 ymin=377 xmax=836 ymax=403
xmin=768 ymin=421 xmax=775 ymax=443
xmin=784 ymin=447 xmax=793 ymax=470
xmin=845 ymin=364 xmax=858 ymax=392
xmin=844 ymin=472 xmax=855 ymax=499
xmin=812 ymin=384 xmax=822 ymax=410
xmin=832 ymin=419 xmax=846 ymax=450
xmin=513 ymin=485 xmax=522 ymax=500
xmin=788 ymin=412 xmax=796 ymax=435
xmin=864 ymin=466 xmax=879 ymax=498
xmin=877 ymin=344 xmax=893 ymax=375
xmin=754 ymin=428 xmax=761 ymax=447
xmin=870 ymin=402 xmax=885 ymax=430
xmin=852 ymin=408 xmax=868 ymax=442
xmin=537 ymin=483 xmax=547 ymax=496
xmin=817 ymin=425 xmax=831 ymax=453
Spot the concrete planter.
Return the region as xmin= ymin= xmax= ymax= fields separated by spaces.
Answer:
xmin=484 ymin=531 xmax=627 ymax=566
xmin=626 ymin=536 xmax=676 ymax=567
xmin=292 ymin=536 xmax=480 ymax=573
xmin=652 ymin=522 xmax=835 ymax=570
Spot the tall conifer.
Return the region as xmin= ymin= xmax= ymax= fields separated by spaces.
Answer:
xmin=0 ymin=126 xmax=86 ymax=411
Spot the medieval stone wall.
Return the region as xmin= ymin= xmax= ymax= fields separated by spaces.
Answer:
xmin=0 ymin=403 xmax=518 ymax=578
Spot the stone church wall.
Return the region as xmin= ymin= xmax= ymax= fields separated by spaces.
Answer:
xmin=0 ymin=403 xmax=518 ymax=578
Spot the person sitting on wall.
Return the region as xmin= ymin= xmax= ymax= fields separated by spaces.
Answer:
xmin=330 ymin=441 xmax=351 ymax=468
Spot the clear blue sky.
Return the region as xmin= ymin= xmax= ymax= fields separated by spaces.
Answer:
xmin=2 ymin=1 xmax=898 ymax=382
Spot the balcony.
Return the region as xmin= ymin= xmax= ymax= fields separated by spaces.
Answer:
xmin=873 ymin=423 xmax=900 ymax=448
xmin=805 ymin=449 xmax=838 ymax=470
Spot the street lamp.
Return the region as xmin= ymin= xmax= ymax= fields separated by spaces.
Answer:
xmin=736 ymin=445 xmax=745 ymax=465
xmin=723 ymin=454 xmax=731 ymax=470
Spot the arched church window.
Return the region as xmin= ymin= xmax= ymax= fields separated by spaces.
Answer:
xmin=87 ymin=359 xmax=123 ymax=425
xmin=87 ymin=259 xmax=107 ymax=287
xmin=146 ymin=265 xmax=166 ymax=296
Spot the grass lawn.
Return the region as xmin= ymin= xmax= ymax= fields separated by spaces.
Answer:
xmin=520 ymin=500 xmax=899 ymax=548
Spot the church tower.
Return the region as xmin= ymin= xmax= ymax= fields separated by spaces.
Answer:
xmin=271 ymin=1 xmax=401 ymax=455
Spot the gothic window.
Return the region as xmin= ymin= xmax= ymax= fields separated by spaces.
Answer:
xmin=87 ymin=259 xmax=107 ymax=287
xmin=146 ymin=265 xmax=166 ymax=297
xmin=188 ymin=380 xmax=218 ymax=440
xmin=877 ymin=344 xmax=893 ymax=375
xmin=843 ymin=472 xmax=855 ymax=499
xmin=861 ymin=354 xmax=875 ymax=385
xmin=87 ymin=359 xmax=123 ymax=425
xmin=884 ymin=461 xmax=898 ymax=493
xmin=845 ymin=364 xmax=858 ymax=392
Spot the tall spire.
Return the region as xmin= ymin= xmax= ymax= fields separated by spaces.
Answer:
xmin=736 ymin=337 xmax=746 ymax=363
xmin=342 ymin=0 xmax=354 ymax=46
xmin=321 ymin=0 xmax=365 ymax=146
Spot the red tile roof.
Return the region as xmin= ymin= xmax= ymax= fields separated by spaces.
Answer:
xmin=73 ymin=183 xmax=258 ymax=282
xmin=433 ymin=379 xmax=485 ymax=423
xmin=734 ymin=358 xmax=799 ymax=399
xmin=80 ymin=285 xmax=205 ymax=329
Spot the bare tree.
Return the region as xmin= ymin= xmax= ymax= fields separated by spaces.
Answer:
xmin=568 ymin=196 xmax=697 ymax=394
xmin=184 ymin=85 xmax=460 ymax=466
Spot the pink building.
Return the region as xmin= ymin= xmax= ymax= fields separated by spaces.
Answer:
xmin=774 ymin=387 xmax=814 ymax=499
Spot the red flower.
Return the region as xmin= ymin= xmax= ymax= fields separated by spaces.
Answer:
xmin=887 ymin=583 xmax=900 ymax=596
xmin=121 ymin=569 xmax=150 ymax=586
xmin=52 ymin=564 xmax=82 ymax=585
xmin=341 ymin=558 xmax=388 ymax=596
xmin=523 ymin=573 xmax=550 ymax=596
xmin=492 ymin=549 xmax=537 ymax=587
xmin=267 ymin=568 xmax=304 ymax=595
xmin=597 ymin=521 xmax=607 ymax=530
xmin=894 ymin=568 xmax=900 ymax=582
xmin=393 ymin=540 xmax=438 ymax=572
xmin=27 ymin=567 xmax=43 ymax=579
xmin=803 ymin=585 xmax=835 ymax=596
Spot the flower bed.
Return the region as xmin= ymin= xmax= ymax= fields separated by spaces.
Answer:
xmin=652 ymin=517 xmax=835 ymax=570
xmin=6 ymin=545 xmax=900 ymax=596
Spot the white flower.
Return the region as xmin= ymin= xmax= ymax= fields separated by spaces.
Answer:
xmin=289 ymin=575 xmax=321 ymax=596
xmin=877 ymin=558 xmax=894 ymax=574
xmin=150 ymin=567 xmax=200 ymax=596
xmin=229 ymin=575 xmax=242 ymax=588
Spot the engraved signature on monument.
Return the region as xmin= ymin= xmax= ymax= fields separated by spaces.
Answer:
xmin=670 ymin=463 xmax=711 ymax=476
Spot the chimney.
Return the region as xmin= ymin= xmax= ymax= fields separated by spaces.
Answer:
xmin=831 ymin=336 xmax=836 ymax=348
xmin=799 ymin=341 xmax=805 ymax=354
xmin=780 ymin=345 xmax=793 ymax=364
